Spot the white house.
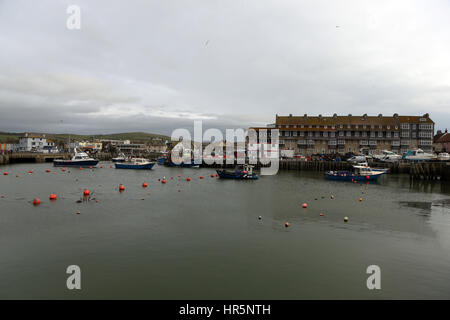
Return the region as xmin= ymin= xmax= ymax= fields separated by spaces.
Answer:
xmin=16 ymin=134 xmax=57 ymax=153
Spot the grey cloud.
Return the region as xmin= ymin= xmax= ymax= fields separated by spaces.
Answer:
xmin=1 ymin=0 xmax=450 ymax=135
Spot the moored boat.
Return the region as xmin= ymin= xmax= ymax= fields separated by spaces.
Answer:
xmin=112 ymin=152 xmax=127 ymax=163
xmin=402 ymin=149 xmax=436 ymax=161
xmin=325 ymin=165 xmax=384 ymax=182
xmin=115 ymin=158 xmax=155 ymax=170
xmin=216 ymin=165 xmax=258 ymax=180
xmin=53 ymin=149 xmax=99 ymax=167
xmin=163 ymin=157 xmax=200 ymax=168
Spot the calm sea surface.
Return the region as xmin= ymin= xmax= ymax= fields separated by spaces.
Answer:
xmin=1 ymin=162 xmax=450 ymax=299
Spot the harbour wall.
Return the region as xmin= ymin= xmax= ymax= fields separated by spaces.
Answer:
xmin=1 ymin=153 xmax=450 ymax=181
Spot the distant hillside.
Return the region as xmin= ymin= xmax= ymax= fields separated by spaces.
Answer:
xmin=0 ymin=132 xmax=170 ymax=144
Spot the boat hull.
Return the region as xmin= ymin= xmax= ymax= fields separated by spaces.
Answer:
xmin=216 ymin=170 xmax=258 ymax=180
xmin=325 ymin=171 xmax=383 ymax=182
xmin=53 ymin=160 xmax=99 ymax=167
xmin=115 ymin=162 xmax=155 ymax=170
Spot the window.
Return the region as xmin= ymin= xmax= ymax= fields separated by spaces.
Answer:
xmin=378 ymin=132 xmax=383 ymax=138
xmin=401 ymin=123 xmax=410 ymax=129
xmin=339 ymin=131 xmax=344 ymax=137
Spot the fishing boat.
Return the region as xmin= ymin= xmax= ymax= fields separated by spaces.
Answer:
xmin=115 ymin=157 xmax=156 ymax=170
xmin=53 ymin=149 xmax=99 ymax=167
xmin=216 ymin=164 xmax=258 ymax=180
xmin=325 ymin=165 xmax=384 ymax=182
xmin=163 ymin=157 xmax=200 ymax=168
xmin=112 ymin=152 xmax=127 ymax=163
xmin=402 ymin=149 xmax=436 ymax=162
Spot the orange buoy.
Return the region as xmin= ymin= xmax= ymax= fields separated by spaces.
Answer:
xmin=49 ymin=194 xmax=57 ymax=200
xmin=119 ymin=185 xmax=125 ymax=191
xmin=28 ymin=170 xmax=33 ymax=174
xmin=142 ymin=182 xmax=148 ymax=188
xmin=285 ymin=222 xmax=290 ymax=228
xmin=45 ymin=169 xmax=51 ymax=173
xmin=302 ymin=203 xmax=308 ymax=208
xmin=83 ymin=189 xmax=90 ymax=196
xmin=359 ymin=197 xmax=363 ymax=202
xmin=161 ymin=179 xmax=167 ymax=184
xmin=186 ymin=177 xmax=191 ymax=181
xmin=199 ymin=176 xmax=204 ymax=179
xmin=79 ymin=167 xmax=83 ymax=170
xmin=3 ymin=172 xmax=8 ymax=175
xmin=32 ymin=198 xmax=41 ymax=205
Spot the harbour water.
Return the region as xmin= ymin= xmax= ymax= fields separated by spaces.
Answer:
xmin=1 ymin=163 xmax=450 ymax=299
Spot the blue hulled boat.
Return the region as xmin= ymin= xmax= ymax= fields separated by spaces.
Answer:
xmin=164 ymin=158 xmax=200 ymax=168
xmin=53 ymin=149 xmax=99 ymax=167
xmin=115 ymin=158 xmax=156 ymax=170
xmin=325 ymin=165 xmax=384 ymax=182
xmin=216 ymin=165 xmax=258 ymax=180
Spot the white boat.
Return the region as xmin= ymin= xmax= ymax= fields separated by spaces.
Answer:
xmin=112 ymin=152 xmax=127 ymax=163
xmin=437 ymin=153 xmax=450 ymax=161
xmin=374 ymin=150 xmax=401 ymax=162
xmin=402 ymin=149 xmax=436 ymax=161
xmin=53 ymin=148 xmax=99 ymax=167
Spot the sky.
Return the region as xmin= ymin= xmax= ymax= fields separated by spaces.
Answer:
xmin=1 ymin=0 xmax=450 ymax=136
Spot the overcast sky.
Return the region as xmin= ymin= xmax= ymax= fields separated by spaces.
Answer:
xmin=1 ymin=0 xmax=450 ymax=135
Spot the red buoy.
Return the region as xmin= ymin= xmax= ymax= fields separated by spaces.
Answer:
xmin=45 ymin=169 xmax=51 ymax=173
xmin=186 ymin=177 xmax=191 ymax=181
xmin=32 ymin=198 xmax=41 ymax=205
xmin=3 ymin=172 xmax=8 ymax=176
xmin=49 ymin=194 xmax=57 ymax=200
xmin=142 ymin=182 xmax=148 ymax=188
xmin=83 ymin=189 xmax=90 ymax=196
xmin=302 ymin=203 xmax=308 ymax=208
xmin=178 ymin=174 xmax=182 ymax=177
xmin=211 ymin=174 xmax=214 ymax=178
xmin=79 ymin=167 xmax=83 ymax=170
xmin=320 ymin=213 xmax=324 ymax=216
xmin=200 ymin=176 xmax=204 ymax=179
xmin=119 ymin=185 xmax=125 ymax=191
xmin=28 ymin=170 xmax=33 ymax=174
xmin=366 ymin=175 xmax=370 ymax=179
xmin=161 ymin=179 xmax=167 ymax=184
xmin=285 ymin=222 xmax=290 ymax=228
xmin=89 ymin=166 xmax=93 ymax=169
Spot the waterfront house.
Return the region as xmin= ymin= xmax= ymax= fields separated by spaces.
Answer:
xmin=434 ymin=130 xmax=450 ymax=153
xmin=249 ymin=113 xmax=435 ymax=156
xmin=16 ymin=133 xmax=57 ymax=153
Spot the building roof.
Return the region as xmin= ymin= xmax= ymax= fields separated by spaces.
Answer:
xmin=436 ymin=132 xmax=450 ymax=143
xmin=274 ymin=114 xmax=434 ymax=126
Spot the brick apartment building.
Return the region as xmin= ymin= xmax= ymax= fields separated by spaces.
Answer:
xmin=249 ymin=113 xmax=434 ymax=156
